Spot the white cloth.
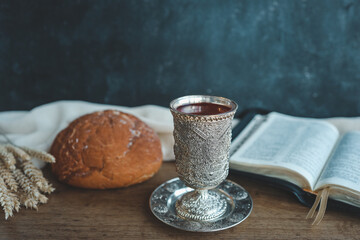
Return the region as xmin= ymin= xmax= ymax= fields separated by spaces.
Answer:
xmin=0 ymin=101 xmax=175 ymax=168
xmin=325 ymin=117 xmax=360 ymax=134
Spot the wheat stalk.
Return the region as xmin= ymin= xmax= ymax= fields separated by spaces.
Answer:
xmin=0 ymin=141 xmax=55 ymax=219
xmin=0 ymin=128 xmax=56 ymax=219
xmin=0 ymin=161 xmax=18 ymax=192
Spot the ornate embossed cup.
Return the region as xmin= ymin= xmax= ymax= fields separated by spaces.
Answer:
xmin=170 ymin=95 xmax=237 ymax=221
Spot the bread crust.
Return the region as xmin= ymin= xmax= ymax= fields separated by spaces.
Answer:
xmin=50 ymin=110 xmax=163 ymax=189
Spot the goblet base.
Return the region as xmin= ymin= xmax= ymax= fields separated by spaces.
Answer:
xmin=150 ymin=178 xmax=252 ymax=232
xmin=175 ymin=189 xmax=227 ymax=221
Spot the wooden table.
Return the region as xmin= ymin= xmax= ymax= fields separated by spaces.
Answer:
xmin=0 ymin=162 xmax=359 ymax=239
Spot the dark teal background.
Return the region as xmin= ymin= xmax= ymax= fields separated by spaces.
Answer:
xmin=1 ymin=0 xmax=360 ymax=117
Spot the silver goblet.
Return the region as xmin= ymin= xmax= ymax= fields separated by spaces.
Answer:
xmin=170 ymin=95 xmax=237 ymax=221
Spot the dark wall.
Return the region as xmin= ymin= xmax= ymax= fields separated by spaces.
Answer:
xmin=1 ymin=0 xmax=360 ymax=117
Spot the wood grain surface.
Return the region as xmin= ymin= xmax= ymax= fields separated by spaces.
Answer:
xmin=0 ymin=162 xmax=358 ymax=240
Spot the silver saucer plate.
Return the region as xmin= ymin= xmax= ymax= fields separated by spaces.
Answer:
xmin=149 ymin=178 xmax=253 ymax=232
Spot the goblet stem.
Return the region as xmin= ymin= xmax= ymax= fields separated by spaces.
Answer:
xmin=194 ymin=189 xmax=208 ymax=204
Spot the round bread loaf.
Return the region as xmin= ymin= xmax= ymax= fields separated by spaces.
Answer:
xmin=50 ymin=110 xmax=162 ymax=189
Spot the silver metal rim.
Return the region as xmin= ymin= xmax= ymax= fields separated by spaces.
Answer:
xmin=169 ymin=95 xmax=238 ymax=117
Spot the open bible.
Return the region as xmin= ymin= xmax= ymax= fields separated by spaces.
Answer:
xmin=230 ymin=111 xmax=360 ymax=224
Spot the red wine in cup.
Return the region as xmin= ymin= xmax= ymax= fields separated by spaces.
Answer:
xmin=176 ymin=103 xmax=231 ymax=115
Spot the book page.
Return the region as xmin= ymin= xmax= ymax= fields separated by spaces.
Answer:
xmin=230 ymin=112 xmax=339 ymax=189
xmin=315 ymin=131 xmax=360 ymax=193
